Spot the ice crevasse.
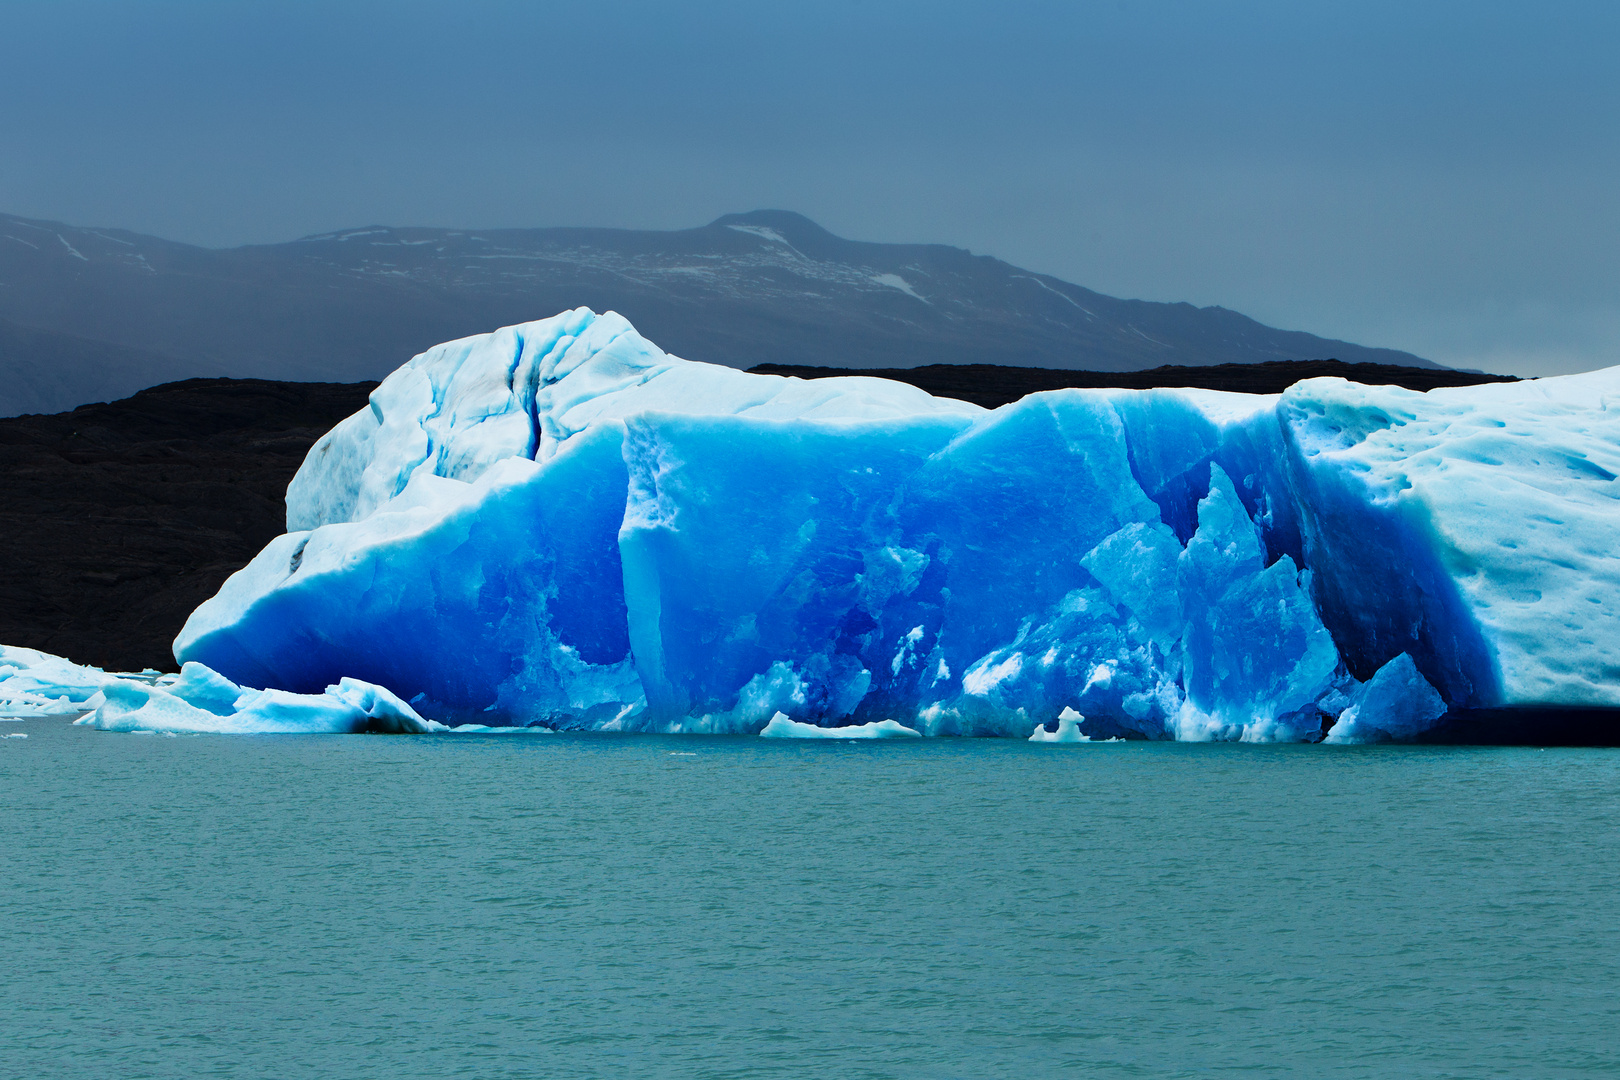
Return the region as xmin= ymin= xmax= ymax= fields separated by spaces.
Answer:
xmin=153 ymin=307 xmax=1620 ymax=741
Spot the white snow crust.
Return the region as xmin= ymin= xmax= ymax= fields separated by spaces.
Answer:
xmin=1282 ymin=374 xmax=1620 ymax=707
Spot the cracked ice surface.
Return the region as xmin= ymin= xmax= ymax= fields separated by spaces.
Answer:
xmin=158 ymin=307 xmax=1620 ymax=740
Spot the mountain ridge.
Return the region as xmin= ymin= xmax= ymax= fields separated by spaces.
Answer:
xmin=0 ymin=208 xmax=1438 ymax=416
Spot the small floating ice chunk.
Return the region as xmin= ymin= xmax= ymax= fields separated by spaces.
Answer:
xmin=1323 ymin=653 xmax=1448 ymax=744
xmin=759 ymin=712 xmax=921 ymax=739
xmin=1030 ymin=706 xmax=1091 ymax=743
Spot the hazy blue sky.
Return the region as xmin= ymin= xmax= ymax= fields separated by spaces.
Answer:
xmin=3 ymin=0 xmax=1616 ymax=374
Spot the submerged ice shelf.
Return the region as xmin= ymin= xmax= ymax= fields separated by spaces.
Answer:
xmin=11 ymin=308 xmax=1619 ymax=741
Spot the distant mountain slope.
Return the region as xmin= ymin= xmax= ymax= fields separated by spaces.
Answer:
xmin=0 ymin=209 xmax=1436 ymax=416
xmin=0 ymin=317 xmax=211 ymax=417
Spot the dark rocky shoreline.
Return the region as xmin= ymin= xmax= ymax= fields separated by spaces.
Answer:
xmin=1 ymin=360 xmax=1516 ymax=673
xmin=747 ymin=358 xmax=1517 ymax=406
xmin=0 ymin=378 xmax=376 ymax=671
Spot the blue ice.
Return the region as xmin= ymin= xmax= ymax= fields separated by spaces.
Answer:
xmin=74 ymin=306 xmax=1616 ymax=740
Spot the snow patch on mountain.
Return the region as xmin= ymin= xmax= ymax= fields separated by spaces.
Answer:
xmin=871 ymin=273 xmax=928 ymax=302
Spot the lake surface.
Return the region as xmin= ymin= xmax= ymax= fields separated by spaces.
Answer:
xmin=4 ymin=720 xmax=1618 ymax=1079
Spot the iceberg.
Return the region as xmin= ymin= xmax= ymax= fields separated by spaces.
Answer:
xmin=760 ymin=712 xmax=922 ymax=739
xmin=1029 ymin=706 xmax=1100 ymax=743
xmin=105 ymin=306 xmax=1618 ymax=742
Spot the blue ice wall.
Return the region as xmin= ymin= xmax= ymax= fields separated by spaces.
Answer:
xmin=1276 ymin=387 xmax=1504 ymax=708
xmin=618 ymin=412 xmax=969 ymax=726
xmin=182 ymin=425 xmax=642 ymax=726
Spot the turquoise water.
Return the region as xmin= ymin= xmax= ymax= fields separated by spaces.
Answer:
xmin=4 ymin=721 xmax=1618 ymax=1079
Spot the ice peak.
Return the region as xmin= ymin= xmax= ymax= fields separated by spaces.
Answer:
xmin=284 ymin=307 xmax=978 ymax=532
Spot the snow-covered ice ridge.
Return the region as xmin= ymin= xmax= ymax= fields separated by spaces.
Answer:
xmin=147 ymin=307 xmax=1618 ymax=741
